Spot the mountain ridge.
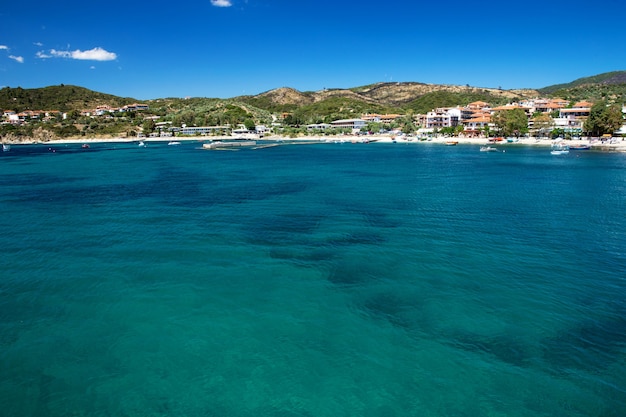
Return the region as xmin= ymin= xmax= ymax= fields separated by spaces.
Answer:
xmin=1 ymin=70 xmax=625 ymax=114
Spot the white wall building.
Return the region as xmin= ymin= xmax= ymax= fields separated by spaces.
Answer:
xmin=330 ymin=119 xmax=366 ymax=132
xmin=425 ymin=108 xmax=460 ymax=129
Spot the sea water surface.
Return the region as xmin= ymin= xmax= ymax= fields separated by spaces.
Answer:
xmin=1 ymin=141 xmax=625 ymax=416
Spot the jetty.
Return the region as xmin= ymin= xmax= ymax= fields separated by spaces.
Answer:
xmin=202 ymin=140 xmax=256 ymax=150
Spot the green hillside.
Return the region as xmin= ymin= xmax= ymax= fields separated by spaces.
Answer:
xmin=1 ymin=72 xmax=624 ymax=141
xmin=0 ymin=85 xmax=137 ymax=112
xmin=402 ymin=90 xmax=511 ymax=114
xmin=539 ymin=71 xmax=626 ymax=94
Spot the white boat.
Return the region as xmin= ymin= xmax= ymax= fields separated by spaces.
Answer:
xmin=480 ymin=146 xmax=498 ymax=152
xmin=138 ymin=141 xmax=146 ymax=147
xmin=2 ymin=144 xmax=10 ymax=152
xmin=551 ymin=140 xmax=569 ymax=155
xmin=168 ymin=141 xmax=181 ymax=146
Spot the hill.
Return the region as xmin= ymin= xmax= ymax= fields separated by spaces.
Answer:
xmin=539 ymin=71 xmax=626 ymax=94
xmin=0 ymin=84 xmax=138 ymax=113
xmin=537 ymin=71 xmax=626 ymax=104
xmin=233 ymin=83 xmax=540 ymax=121
xmin=2 ymin=71 xmax=624 ymax=127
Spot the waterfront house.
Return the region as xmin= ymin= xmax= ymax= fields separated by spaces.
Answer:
xmin=330 ymin=118 xmax=366 ymax=132
xmin=306 ymin=123 xmax=332 ymax=131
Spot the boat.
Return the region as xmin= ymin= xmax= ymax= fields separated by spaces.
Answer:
xmin=445 ymin=141 xmax=458 ymax=146
xmin=551 ymin=139 xmax=569 ymax=155
xmin=480 ymin=146 xmax=498 ymax=152
xmin=2 ymin=144 xmax=10 ymax=152
xmin=168 ymin=141 xmax=181 ymax=146
xmin=81 ymin=143 xmax=90 ymax=149
xmin=506 ymin=137 xmax=519 ymax=143
xmin=138 ymin=141 xmax=146 ymax=147
xmin=569 ymin=144 xmax=591 ymax=150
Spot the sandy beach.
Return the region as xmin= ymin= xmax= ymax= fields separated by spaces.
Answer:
xmin=5 ymin=134 xmax=626 ymax=151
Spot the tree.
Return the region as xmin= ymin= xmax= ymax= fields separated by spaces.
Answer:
xmin=531 ymin=113 xmax=553 ymax=137
xmin=143 ymin=119 xmax=155 ymax=135
xmin=491 ymin=108 xmax=528 ymax=136
xmin=244 ymin=118 xmax=255 ymax=131
xmin=584 ymin=101 xmax=623 ymax=136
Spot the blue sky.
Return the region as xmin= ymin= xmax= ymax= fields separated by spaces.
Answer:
xmin=1 ymin=0 xmax=624 ymax=100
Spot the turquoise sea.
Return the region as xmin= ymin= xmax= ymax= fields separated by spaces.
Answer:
xmin=1 ymin=141 xmax=625 ymax=416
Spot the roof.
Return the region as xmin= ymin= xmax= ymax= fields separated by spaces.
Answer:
xmin=491 ymin=104 xmax=529 ymax=111
xmin=331 ymin=118 xmax=366 ymax=123
xmin=463 ymin=116 xmax=491 ymax=123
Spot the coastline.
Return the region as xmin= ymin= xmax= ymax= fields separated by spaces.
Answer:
xmin=4 ymin=134 xmax=626 ymax=151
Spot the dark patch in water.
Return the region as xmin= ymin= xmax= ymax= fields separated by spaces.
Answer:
xmin=326 ymin=231 xmax=386 ymax=247
xmin=451 ymin=332 xmax=530 ymax=367
xmin=361 ymin=292 xmax=413 ymax=329
xmin=269 ymin=246 xmax=336 ymax=264
xmin=211 ymin=180 xmax=309 ymax=205
xmin=327 ymin=259 xmax=392 ymax=287
xmin=541 ymin=307 xmax=626 ymax=373
xmin=244 ymin=212 xmax=325 ymax=247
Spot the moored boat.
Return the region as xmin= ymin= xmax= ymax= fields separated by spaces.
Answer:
xmin=551 ymin=139 xmax=569 ymax=155
xmin=2 ymin=143 xmax=10 ymax=152
xmin=569 ymin=144 xmax=591 ymax=150
xmin=445 ymin=141 xmax=458 ymax=146
xmin=480 ymin=146 xmax=498 ymax=152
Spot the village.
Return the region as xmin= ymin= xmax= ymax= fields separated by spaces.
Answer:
xmin=2 ymin=97 xmax=626 ymax=141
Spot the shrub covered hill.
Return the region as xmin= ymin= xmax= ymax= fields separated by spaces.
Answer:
xmin=1 ymin=70 xmax=624 ymax=130
xmin=0 ymin=84 xmax=137 ymax=113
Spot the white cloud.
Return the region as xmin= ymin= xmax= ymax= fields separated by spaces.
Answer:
xmin=9 ymin=55 xmax=24 ymax=63
xmin=34 ymin=42 xmax=43 ymax=47
xmin=37 ymin=47 xmax=117 ymax=61
xmin=211 ymin=0 xmax=232 ymax=6
xmin=0 ymin=45 xmax=8 ymax=50
xmin=48 ymin=49 xmax=72 ymax=58
xmin=71 ymin=47 xmax=117 ymax=61
xmin=90 ymin=66 xmax=96 ymax=70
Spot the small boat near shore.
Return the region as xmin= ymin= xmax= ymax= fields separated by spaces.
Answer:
xmin=569 ymin=144 xmax=591 ymax=150
xmin=2 ymin=143 xmax=10 ymax=152
xmin=480 ymin=146 xmax=498 ymax=152
xmin=445 ymin=141 xmax=458 ymax=146
xmin=168 ymin=141 xmax=181 ymax=146
xmin=551 ymin=140 xmax=569 ymax=155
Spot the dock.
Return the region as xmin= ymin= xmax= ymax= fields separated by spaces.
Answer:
xmin=202 ymin=141 xmax=256 ymax=150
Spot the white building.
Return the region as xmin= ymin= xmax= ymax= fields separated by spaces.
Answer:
xmin=306 ymin=123 xmax=332 ymax=131
xmin=180 ymin=126 xmax=228 ymax=135
xmin=330 ymin=119 xmax=366 ymax=132
xmin=425 ymin=108 xmax=461 ymax=129
xmin=553 ymin=104 xmax=591 ymax=132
